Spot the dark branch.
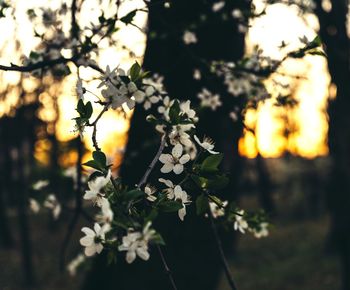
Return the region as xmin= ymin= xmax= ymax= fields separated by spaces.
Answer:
xmin=207 ymin=195 xmax=238 ymax=290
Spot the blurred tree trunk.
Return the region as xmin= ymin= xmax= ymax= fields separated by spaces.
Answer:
xmin=256 ymin=153 xmax=276 ymax=215
xmin=84 ymin=1 xmax=248 ymax=290
xmin=315 ymin=1 xmax=350 ymax=289
xmin=0 ymin=118 xmax=14 ymax=248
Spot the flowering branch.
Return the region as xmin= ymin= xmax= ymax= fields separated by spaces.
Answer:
xmin=137 ymin=133 xmax=168 ymax=189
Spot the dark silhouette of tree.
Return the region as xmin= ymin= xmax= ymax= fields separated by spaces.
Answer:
xmin=83 ymin=1 xmax=248 ymax=289
xmin=315 ymin=1 xmax=350 ymax=289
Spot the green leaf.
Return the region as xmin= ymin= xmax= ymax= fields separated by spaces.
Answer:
xmin=307 ymin=49 xmax=327 ymax=57
xmin=159 ymin=200 xmax=183 ymax=212
xmin=145 ymin=208 xmax=158 ymax=222
xmin=191 ymin=174 xmax=209 ymax=189
xmin=83 ymin=160 xmax=102 ymax=171
xmin=311 ymin=35 xmax=322 ymax=47
xmin=85 ymin=101 xmax=93 ymax=118
xmin=129 ymin=61 xmax=141 ymax=82
xmin=120 ymin=10 xmax=137 ymax=25
xmin=206 ymin=175 xmax=229 ymax=190
xmin=93 ymin=151 xmax=107 ymax=167
xmin=196 ymin=194 xmax=209 ymax=215
xmin=88 ymin=171 xmax=105 ymax=181
xmin=169 ymin=100 xmax=181 ymax=124
xmin=201 ymin=153 xmax=223 ymax=173
xmin=123 ymin=189 xmax=144 ymax=201
xmin=77 ymin=99 xmax=85 ymax=115
xmin=152 ymin=233 xmax=166 ymax=245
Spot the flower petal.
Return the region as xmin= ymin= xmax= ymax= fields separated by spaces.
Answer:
xmin=161 ymin=163 xmax=173 ymax=174
xmin=179 ymin=154 xmax=190 ymax=164
xmin=173 ymin=164 xmax=184 ymax=175
xmin=172 ymin=144 xmax=183 ymax=158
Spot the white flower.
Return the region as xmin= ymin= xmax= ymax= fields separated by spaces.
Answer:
xmin=95 ymin=200 xmax=114 ymax=224
xmin=80 ymin=223 xmax=110 ymax=257
xmin=169 ymin=125 xmax=193 ymax=147
xmin=180 ymin=100 xmax=196 ymax=120
xmin=118 ymin=222 xmax=155 ymax=264
xmin=67 ymin=254 xmax=85 ymax=276
xmin=83 ymin=171 xmax=111 ymax=210
xmin=251 ymin=222 xmax=269 ymax=239
xmin=232 ymin=9 xmax=243 ymax=19
xmin=29 ymin=198 xmax=40 ymax=213
xmin=32 ymin=180 xmax=49 ymax=190
xmin=159 ymin=144 xmax=190 ymax=174
xmin=212 ymin=1 xmax=225 ymax=12
xmin=173 ymin=185 xmax=191 ymax=221
xmin=183 ymin=30 xmax=197 ymax=44
xmin=157 ymin=96 xmax=173 ymax=119
xmin=234 ymin=210 xmax=249 ymax=234
xmin=158 ymin=178 xmax=175 ymax=198
xmin=193 ymin=69 xmax=201 ymax=80
xmin=209 ymin=201 xmax=228 ymax=218
xmin=144 ymin=185 xmax=157 ymax=202
xmin=229 ymin=111 xmax=238 ymax=122
xmin=194 ymin=135 xmax=219 ymax=154
xmin=44 ymin=194 xmax=61 ymax=219
xmin=197 ymin=88 xmax=222 ymax=111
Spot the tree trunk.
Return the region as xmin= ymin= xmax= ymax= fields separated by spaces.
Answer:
xmin=84 ymin=1 xmax=248 ymax=289
xmin=315 ymin=1 xmax=350 ymax=289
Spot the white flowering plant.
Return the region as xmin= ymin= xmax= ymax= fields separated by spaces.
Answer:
xmin=0 ymin=0 xmax=325 ymax=288
xmin=71 ymin=62 xmax=270 ymax=282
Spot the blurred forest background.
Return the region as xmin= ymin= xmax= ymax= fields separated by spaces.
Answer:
xmin=0 ymin=0 xmax=349 ymax=290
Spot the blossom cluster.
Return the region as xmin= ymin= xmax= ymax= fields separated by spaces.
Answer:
xmin=72 ymin=64 xmax=269 ymax=270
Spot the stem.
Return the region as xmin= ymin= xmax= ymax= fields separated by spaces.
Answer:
xmin=137 ymin=133 xmax=167 ymax=189
xmin=156 ymin=244 xmax=178 ymax=290
xmin=88 ymin=104 xmax=110 ymax=151
xmin=207 ymin=198 xmax=238 ymax=290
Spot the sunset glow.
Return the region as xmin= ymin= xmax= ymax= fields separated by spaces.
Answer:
xmin=0 ymin=1 xmax=330 ymax=164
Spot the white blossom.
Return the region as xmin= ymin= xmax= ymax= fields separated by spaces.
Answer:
xmin=95 ymin=200 xmax=114 ymax=224
xmin=251 ymin=222 xmax=269 ymax=239
xmin=173 ymin=185 xmax=191 ymax=221
xmin=212 ymin=1 xmax=225 ymax=12
xmin=169 ymin=125 xmax=193 ymax=147
xmin=84 ymin=170 xmax=111 ymax=210
xmin=232 ymin=9 xmax=243 ymax=19
xmin=158 ymin=178 xmax=176 ymax=198
xmin=180 ymin=100 xmax=197 ymax=120
xmin=234 ymin=210 xmax=249 ymax=234
xmin=159 ymin=144 xmax=190 ymax=174
xmin=193 ymin=69 xmax=201 ymax=80
xmin=194 ymin=135 xmax=219 ymax=154
xmin=183 ymin=30 xmax=197 ymax=44
xmin=80 ymin=223 xmax=110 ymax=257
xmin=32 ymin=180 xmax=49 ymax=190
xmin=209 ymin=201 xmax=228 ymax=218
xmin=67 ymin=254 xmax=85 ymax=276
xmin=29 ymin=198 xmax=40 ymax=214
xmin=118 ymin=222 xmax=155 ymax=264
xmin=43 ymin=194 xmax=61 ymax=219
xmin=157 ymin=96 xmax=173 ymax=119
xmin=144 ymin=185 xmax=157 ymax=202
xmin=197 ymin=88 xmax=222 ymax=111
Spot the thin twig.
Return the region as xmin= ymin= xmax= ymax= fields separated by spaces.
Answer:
xmin=137 ymin=133 xmax=167 ymax=189
xmin=156 ymin=244 xmax=178 ymax=290
xmin=207 ymin=197 xmax=238 ymax=290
